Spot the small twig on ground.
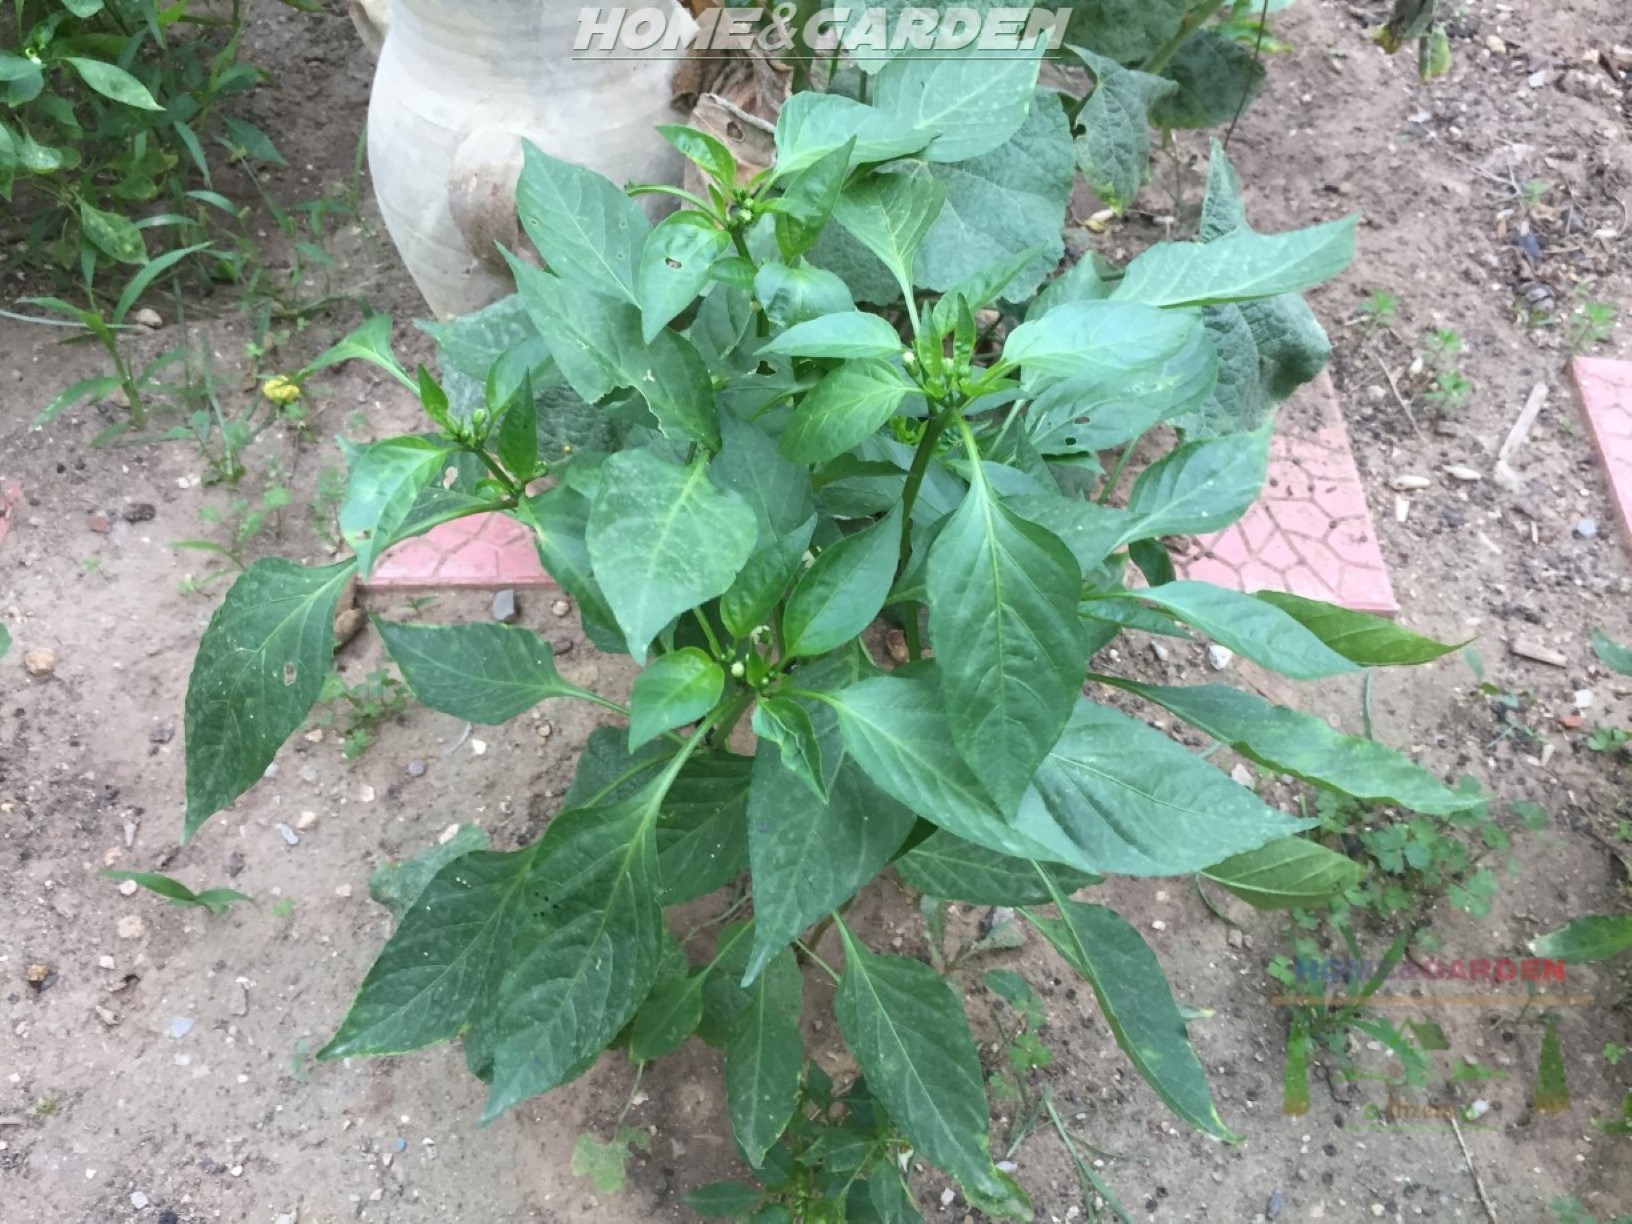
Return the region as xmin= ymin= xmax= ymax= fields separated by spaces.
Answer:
xmin=1450 ymin=1110 xmax=1500 ymax=1224
xmin=1372 ymin=350 xmax=1421 ymax=436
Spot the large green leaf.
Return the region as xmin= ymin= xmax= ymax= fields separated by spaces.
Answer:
xmin=630 ymin=970 xmax=706 ymax=1063
xmin=658 ymin=753 xmax=754 ymax=904
xmin=516 ymin=485 xmax=626 ymax=653
xmin=1111 ymin=680 xmax=1476 ymax=816
xmin=872 ymin=43 xmax=1042 ymax=163
xmin=509 ymin=255 xmax=642 ymax=402
xmin=1005 ymin=493 xmax=1133 ymax=577
xmin=1118 ymin=219 xmax=1357 ymax=310
xmin=1253 ymin=592 xmax=1462 ymax=667
xmin=835 ymin=930 xmax=1028 ymax=1217
xmin=338 ymin=437 xmax=454 ymax=577
xmin=1150 ymin=31 xmax=1266 ymax=130
xmin=79 ymin=199 xmax=147 ymax=265
xmin=1118 ymin=582 xmax=1360 ymax=680
xmin=783 ymin=506 xmax=901 ymax=658
xmin=370 ymin=825 xmax=493 ymax=922
xmin=833 ymin=170 xmax=947 ymax=299
xmin=760 ymin=311 xmax=905 ymax=361
xmin=629 ymin=647 xmax=724 ymax=748
xmin=755 ymin=260 xmax=857 ymax=330
xmin=1029 ymin=897 xmax=1238 ymax=1141
xmin=586 ymin=449 xmax=758 ymax=661
xmin=772 ymin=91 xmax=927 ymax=176
xmin=320 ymin=843 xmax=542 ymax=1059
xmin=1530 ymin=915 xmax=1632 ymax=964
xmin=1002 ymin=299 xmax=1196 ymax=391
xmin=1068 ymin=47 xmax=1176 ymax=213
xmin=744 ymin=746 xmax=917 ymax=985
xmin=1123 ymin=426 xmax=1270 ymax=539
xmin=376 ymin=618 xmax=592 ymax=723
xmin=184 ymin=560 xmax=354 ymax=838
xmin=928 ymin=472 xmax=1086 ymax=814
xmin=65 ymin=57 xmax=163 ymax=110
xmin=1027 ymin=698 xmax=1309 ymax=875
xmin=1201 ymin=838 xmax=1364 ymax=911
xmin=780 ymin=360 xmax=913 ymax=465
xmin=638 ymin=211 xmax=731 ymax=341
xmin=1064 ymin=0 xmax=1187 ymax=63
xmin=484 ymin=795 xmax=666 ymax=1118
xmin=515 ymin=141 xmax=650 ymax=302
xmin=725 ymin=946 xmax=805 ymax=1166
xmin=633 ymin=328 xmax=725 ymax=451
xmin=773 ymin=140 xmax=853 ymax=260
xmin=896 ymin=831 xmax=1101 ymax=906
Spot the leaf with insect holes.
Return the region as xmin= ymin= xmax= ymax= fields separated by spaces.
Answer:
xmin=78 ymin=199 xmax=147 ymax=265
xmin=184 ymin=560 xmax=355 ymax=839
xmin=1067 ymin=47 xmax=1176 ymax=214
xmin=515 ymin=142 xmax=650 ymax=302
xmin=637 ymin=211 xmax=731 ymax=342
xmin=375 ymin=619 xmax=593 ymax=724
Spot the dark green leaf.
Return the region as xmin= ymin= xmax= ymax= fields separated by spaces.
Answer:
xmin=725 ymin=947 xmax=804 ymax=1166
xmin=1201 ymin=839 xmax=1364 ymax=910
xmin=515 ymin=141 xmax=650 ymax=302
xmin=773 ymin=92 xmax=927 ymax=176
xmin=872 ymin=44 xmax=1043 ymax=163
xmin=66 ymin=57 xmax=163 ymax=110
xmin=630 ymin=970 xmax=706 ymax=1062
xmin=1029 ymin=898 xmax=1238 ymax=1140
xmin=1531 ymin=915 xmax=1632 ymax=964
xmin=1253 ymin=591 xmax=1463 ymax=667
xmin=1063 ymin=0 xmax=1187 ymax=63
xmin=780 ymin=360 xmax=912 ymax=465
xmin=1150 ymin=31 xmax=1266 ymax=130
xmin=508 ymin=255 xmax=642 ymax=403
xmin=658 ymin=753 xmax=754 ymax=904
xmin=784 ymin=506 xmax=901 ymax=658
xmin=184 ymin=561 xmax=353 ymax=838
xmin=760 ymin=311 xmax=904 ymax=361
xmin=833 ymin=170 xmax=947 ymax=298
xmin=928 ymin=475 xmax=1086 ymax=814
xmin=896 ymin=831 xmax=1101 ymax=905
xmin=1122 ymin=582 xmax=1359 ymax=680
xmin=835 ymin=930 xmax=1027 ymax=1218
xmin=1124 ymin=426 xmax=1269 ymax=539
xmin=369 ymin=825 xmax=492 ymax=922
xmin=1002 ymin=299 xmax=1196 ymax=391
xmin=377 ymin=619 xmax=590 ymax=723
xmin=629 ymin=647 xmax=724 ymax=748
xmin=751 ymin=698 xmax=828 ymax=803
xmin=1592 ymin=629 xmax=1632 ymax=676
xmin=688 ymin=1181 xmax=762 ymax=1219
xmin=755 ymin=261 xmax=856 ymax=330
xmin=773 ymin=139 xmax=852 ymax=260
xmin=586 ymin=449 xmax=758 ymax=660
xmin=339 ymin=437 xmax=452 ymax=577
xmin=1118 ymin=219 xmax=1357 ymax=309
xmin=1068 ymin=47 xmax=1176 ymax=213
xmin=638 ymin=211 xmax=731 ymax=341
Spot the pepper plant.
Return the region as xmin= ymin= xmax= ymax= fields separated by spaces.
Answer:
xmin=183 ymin=47 xmax=1478 ymax=1219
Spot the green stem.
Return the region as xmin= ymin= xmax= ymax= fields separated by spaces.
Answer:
xmin=1097 ymin=440 xmax=1138 ymax=505
xmin=1141 ymin=0 xmax=1229 ymax=75
xmin=794 ymin=940 xmax=841 ymax=984
xmin=897 ymin=408 xmax=954 ymax=570
xmin=692 ymin=608 xmax=725 ymax=660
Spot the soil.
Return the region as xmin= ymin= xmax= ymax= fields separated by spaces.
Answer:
xmin=3 ymin=1 xmax=1632 ymax=1221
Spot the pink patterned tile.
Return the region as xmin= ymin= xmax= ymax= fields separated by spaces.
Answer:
xmin=1572 ymin=357 xmax=1632 ymax=551
xmin=365 ymin=512 xmax=556 ymax=591
xmin=1176 ymin=372 xmax=1399 ymax=616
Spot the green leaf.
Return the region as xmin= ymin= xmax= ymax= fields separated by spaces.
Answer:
xmin=688 ymin=1181 xmax=761 ymax=1219
xmin=833 ymin=170 xmax=947 ymax=300
xmin=632 ymin=329 xmax=722 ymax=451
xmin=827 ymin=670 xmax=1096 ymax=872
xmin=376 ymin=619 xmax=589 ymax=723
xmin=1120 ymin=582 xmax=1359 ymax=680
xmin=658 ymin=123 xmax=737 ymax=188
xmin=1027 ymin=698 xmax=1310 ymax=875
xmin=369 ymin=825 xmax=492 ymax=922
xmin=484 ymin=796 xmax=665 ymax=1119
xmin=1118 ymin=219 xmax=1358 ymax=309
xmin=1002 ymin=299 xmax=1197 ymax=390
xmin=1150 ymin=31 xmax=1266 ymax=130
xmin=779 ymin=360 xmax=912 ymax=465
xmin=751 ymin=698 xmax=828 ymax=804
xmin=1534 ymin=1018 xmax=1569 ymax=1113
xmin=571 ymin=1130 xmax=647 ymax=1194
xmin=1067 ymin=48 xmax=1176 ymax=213
xmin=586 ymin=449 xmax=758 ymax=661
xmin=896 ymin=831 xmax=1101 ymax=906
xmin=1063 ymin=0 xmax=1187 ymax=63
xmin=638 ymin=211 xmax=731 ymax=342
xmin=928 ymin=474 xmax=1086 ymax=814
xmin=65 ymin=57 xmax=164 ymax=110
xmin=1124 ymin=426 xmax=1270 ymax=539
xmin=298 ymin=313 xmax=409 ymax=387
xmin=835 ymin=929 xmax=1028 ymax=1218
xmin=184 ymin=560 xmax=354 ymax=838
xmin=772 ymin=91 xmax=927 ymax=176
xmin=911 ymin=91 xmax=1076 ymax=300
xmin=1592 ymin=629 xmax=1632 ymax=676
xmin=516 ymin=486 xmax=625 ymax=653
xmin=784 ymin=506 xmax=901 ymax=658
xmin=760 ymin=311 xmax=904 ymax=361
xmin=744 ymin=747 xmax=917 ymax=984
xmin=515 ymin=141 xmax=650 ymax=302
xmin=78 ymin=199 xmax=147 ymax=265
xmin=1111 ymin=680 xmax=1476 ymax=816
xmin=1201 ymin=838 xmax=1364 ymax=910
xmin=754 ymin=261 xmax=856 ymax=330
xmin=629 ymin=970 xmax=706 ymax=1062
xmin=725 ymin=946 xmax=804 ymax=1166
xmin=104 ymin=871 xmax=250 ymax=915
xmin=658 ymin=754 xmax=754 ymax=904
xmin=0 ymin=624 xmax=9 ymax=659
xmin=872 ymin=44 xmax=1043 ymax=163
xmin=508 ymin=255 xmax=643 ymax=403
xmin=1029 ymin=898 xmax=1238 ymax=1141
xmin=1530 ymin=916 xmax=1632 ymax=964
xmin=339 ymin=437 xmax=451 ymax=577
xmin=772 ymin=139 xmax=852 ymax=260
xmin=629 ymin=647 xmax=724 ymax=748
xmin=698 ymin=920 xmax=794 ymax=1047
xmin=1253 ymin=591 xmax=1463 ymax=667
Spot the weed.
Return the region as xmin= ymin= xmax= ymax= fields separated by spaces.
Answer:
xmin=1605 ymin=1042 xmax=1626 ymax=1067
xmin=104 ymin=870 xmax=250 ymax=915
xmin=1354 ymin=289 xmax=1400 ymax=335
xmin=310 ymin=668 xmax=411 ymax=760
xmin=1416 ymin=327 xmax=1471 ymax=414
xmin=1567 ymin=297 xmax=1617 ymax=355
xmin=176 ymin=480 xmax=292 ymax=591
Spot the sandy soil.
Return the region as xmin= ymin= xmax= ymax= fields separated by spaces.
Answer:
xmin=2 ymin=1 xmax=1631 ymax=1221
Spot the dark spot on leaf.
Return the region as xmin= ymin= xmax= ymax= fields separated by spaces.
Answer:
xmin=665 ymin=258 xmax=682 ymax=270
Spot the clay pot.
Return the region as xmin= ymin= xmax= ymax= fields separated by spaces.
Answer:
xmin=360 ymin=1 xmax=690 ymax=317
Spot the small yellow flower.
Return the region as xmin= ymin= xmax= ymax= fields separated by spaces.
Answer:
xmin=262 ymin=376 xmax=302 ymax=405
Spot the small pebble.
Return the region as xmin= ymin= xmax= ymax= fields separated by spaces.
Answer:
xmin=438 ymin=824 xmax=462 ymax=845
xmin=407 ymin=759 xmax=427 ymax=777
xmin=336 ymin=884 xmax=353 ymax=899
xmin=97 ymin=955 xmax=115 ymax=970
xmin=170 ymin=1016 xmax=195 ymax=1039
xmin=1231 ymin=763 xmax=1255 ymax=789
xmin=1443 ymin=464 xmax=1482 ymax=482
xmin=996 ymin=1160 xmax=1017 ymax=1173
xmin=88 ymin=513 xmax=112 ymax=534
xmin=470 ymin=739 xmax=488 ymax=756
xmin=1152 ymin=919 xmax=1168 ymax=931
xmin=491 ymin=589 xmax=519 ymax=623
xmin=132 ymin=307 xmax=163 ymax=329
xmin=1207 ymin=644 xmax=1235 ymax=671
xmin=1267 ymin=1187 xmax=1285 ymax=1220
xmin=940 ymin=1189 xmax=957 ymax=1207
xmin=116 ymin=915 xmax=146 ymax=940
xmin=118 ymin=880 xmax=139 ymax=897
xmin=1389 ymin=474 xmax=1431 ymax=491
xmin=22 ymin=648 xmax=57 ymax=677
xmin=1576 ymin=518 xmax=1599 ymax=539
xmin=299 ymin=765 xmax=318 ymax=784
xmin=296 ymin=811 xmax=319 ymax=830
xmin=130 ymin=1191 xmax=150 ymax=1210
xmin=551 ymin=599 xmax=571 ymax=617
xmin=359 ymin=784 xmax=376 ymax=802
xmin=1574 ymin=690 xmax=1595 ymax=709
xmin=275 ymin=823 xmax=300 ymax=846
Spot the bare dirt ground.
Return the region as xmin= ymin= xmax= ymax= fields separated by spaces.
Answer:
xmin=2 ymin=1 xmax=1631 ymax=1221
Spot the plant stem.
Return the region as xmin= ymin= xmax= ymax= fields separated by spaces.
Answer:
xmin=794 ymin=940 xmax=841 ymax=984
xmin=898 ymin=408 xmax=954 ymax=569
xmin=1097 ymin=440 xmax=1137 ymax=505
xmin=1141 ymin=0 xmax=1228 ymax=75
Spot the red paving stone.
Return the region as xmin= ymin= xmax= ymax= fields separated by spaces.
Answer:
xmin=1572 ymin=356 xmax=1632 ymax=551
xmin=364 ymin=511 xmax=555 ymax=591
xmin=1177 ymin=372 xmax=1399 ymax=616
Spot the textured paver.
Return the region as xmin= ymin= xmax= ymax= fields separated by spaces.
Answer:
xmin=1178 ymin=371 xmax=1399 ymax=616
xmin=1572 ymin=356 xmax=1632 ymax=551
xmin=364 ymin=512 xmax=555 ymax=590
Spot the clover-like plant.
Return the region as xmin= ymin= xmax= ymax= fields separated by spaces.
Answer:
xmin=183 ymin=53 xmax=1476 ymax=1217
